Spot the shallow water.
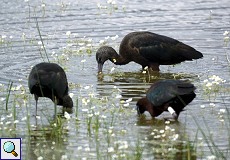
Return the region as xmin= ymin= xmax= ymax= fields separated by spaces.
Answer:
xmin=0 ymin=0 xmax=230 ymax=159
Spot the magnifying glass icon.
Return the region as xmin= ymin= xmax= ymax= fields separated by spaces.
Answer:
xmin=3 ymin=141 xmax=18 ymax=157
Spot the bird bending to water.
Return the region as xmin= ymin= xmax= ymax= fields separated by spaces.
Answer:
xmin=28 ymin=62 xmax=73 ymax=115
xmin=136 ymin=79 xmax=196 ymax=120
xmin=96 ymin=31 xmax=203 ymax=73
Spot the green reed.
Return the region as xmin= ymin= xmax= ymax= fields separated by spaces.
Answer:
xmin=35 ymin=17 xmax=50 ymax=62
xmin=5 ymin=80 xmax=13 ymax=111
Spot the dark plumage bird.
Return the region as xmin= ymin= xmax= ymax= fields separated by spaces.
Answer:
xmin=28 ymin=62 xmax=73 ymax=115
xmin=136 ymin=79 xmax=196 ymax=120
xmin=96 ymin=31 xmax=203 ymax=72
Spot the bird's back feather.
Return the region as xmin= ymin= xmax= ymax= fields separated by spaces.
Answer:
xmin=146 ymin=79 xmax=196 ymax=106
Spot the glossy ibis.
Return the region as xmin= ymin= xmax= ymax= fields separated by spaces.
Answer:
xmin=96 ymin=31 xmax=203 ymax=73
xmin=28 ymin=62 xmax=73 ymax=115
xmin=136 ymin=79 xmax=196 ymax=120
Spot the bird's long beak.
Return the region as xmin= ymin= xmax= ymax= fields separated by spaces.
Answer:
xmin=98 ymin=63 xmax=103 ymax=74
xmin=136 ymin=105 xmax=141 ymax=116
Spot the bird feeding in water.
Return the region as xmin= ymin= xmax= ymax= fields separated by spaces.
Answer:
xmin=28 ymin=62 xmax=73 ymax=115
xmin=136 ymin=79 xmax=196 ymax=120
xmin=96 ymin=31 xmax=203 ymax=73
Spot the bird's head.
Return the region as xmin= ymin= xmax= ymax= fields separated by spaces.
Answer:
xmin=136 ymin=97 xmax=148 ymax=115
xmin=63 ymin=95 xmax=73 ymax=108
xmin=96 ymin=46 xmax=118 ymax=73
xmin=136 ymin=97 xmax=163 ymax=117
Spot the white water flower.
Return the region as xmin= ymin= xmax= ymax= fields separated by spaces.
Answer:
xmin=200 ymin=105 xmax=205 ymax=109
xmin=61 ymin=155 xmax=68 ymax=160
xmin=82 ymin=108 xmax=89 ymax=112
xmin=84 ymin=86 xmax=90 ymax=90
xmin=111 ymin=1 xmax=116 ymax=5
xmin=123 ymin=103 xmax=129 ymax=107
xmin=205 ymin=82 xmax=212 ymax=87
xmin=105 ymin=36 xmax=110 ymax=40
xmin=171 ymin=134 xmax=179 ymax=141
xmin=111 ymin=35 xmax=119 ymax=40
xmin=110 ymin=67 xmax=115 ymax=73
xmin=107 ymin=0 xmax=113 ymax=4
xmin=64 ymin=112 xmax=71 ymax=120
xmin=206 ymin=155 xmax=216 ymax=160
xmin=21 ymin=116 xmax=27 ymax=121
xmin=165 ymin=126 xmax=170 ymax=130
xmin=116 ymin=141 xmax=128 ymax=149
xmin=41 ymin=3 xmax=46 ymax=7
xmin=7 ymin=113 xmax=12 ymax=118
xmin=5 ymin=121 xmax=11 ymax=125
xmin=36 ymin=116 xmax=41 ymax=119
xmin=81 ymin=59 xmax=86 ymax=63
xmin=69 ymin=93 xmax=74 ymax=98
xmin=37 ymin=41 xmax=42 ymax=45
xmin=78 ymin=42 xmax=84 ymax=46
xmin=99 ymin=40 xmax=105 ymax=44
xmin=77 ymin=146 xmax=82 ymax=150
xmin=97 ymin=3 xmax=102 ymax=8
xmin=101 ymin=115 xmax=107 ymax=119
xmin=165 ymin=120 xmax=170 ymax=124
xmin=209 ymin=103 xmax=215 ymax=107
xmin=108 ymin=147 xmax=114 ymax=153
xmin=85 ymin=147 xmax=90 ymax=151
xmin=66 ymin=31 xmax=71 ymax=36
xmin=115 ymin=94 xmax=122 ymax=99
xmin=126 ymin=98 xmax=132 ymax=103
xmin=37 ymin=156 xmax=43 ymax=160
xmin=224 ymin=36 xmax=229 ymax=41
xmin=223 ymin=31 xmax=229 ymax=36
xmin=154 ymin=135 xmax=161 ymax=139
xmin=159 ymin=130 xmax=165 ymax=134
xmin=219 ymin=109 xmax=226 ymax=113
xmin=88 ymin=113 xmax=93 ymax=118
xmin=14 ymin=120 xmax=19 ymax=124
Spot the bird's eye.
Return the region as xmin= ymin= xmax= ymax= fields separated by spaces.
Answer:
xmin=97 ymin=58 xmax=102 ymax=63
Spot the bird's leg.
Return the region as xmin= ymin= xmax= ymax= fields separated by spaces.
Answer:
xmin=163 ymin=104 xmax=178 ymax=120
xmin=149 ymin=63 xmax=160 ymax=71
xmin=34 ymin=94 xmax=38 ymax=116
xmin=168 ymin=107 xmax=178 ymax=120
xmin=54 ymin=96 xmax=57 ymax=117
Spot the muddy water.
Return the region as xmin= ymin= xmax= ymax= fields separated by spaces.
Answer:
xmin=0 ymin=0 xmax=230 ymax=159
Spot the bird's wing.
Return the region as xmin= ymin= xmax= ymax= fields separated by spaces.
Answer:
xmin=146 ymin=80 xmax=196 ymax=106
xmin=29 ymin=69 xmax=68 ymax=97
xmin=129 ymin=33 xmax=202 ymax=64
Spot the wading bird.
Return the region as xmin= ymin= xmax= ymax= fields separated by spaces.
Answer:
xmin=136 ymin=79 xmax=196 ymax=120
xmin=96 ymin=31 xmax=203 ymax=73
xmin=28 ymin=62 xmax=73 ymax=115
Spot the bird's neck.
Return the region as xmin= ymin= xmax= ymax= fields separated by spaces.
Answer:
xmin=144 ymin=99 xmax=164 ymax=117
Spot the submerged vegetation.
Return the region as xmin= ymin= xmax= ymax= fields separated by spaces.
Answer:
xmin=0 ymin=0 xmax=230 ymax=159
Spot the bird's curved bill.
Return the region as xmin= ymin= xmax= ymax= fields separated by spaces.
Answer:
xmin=136 ymin=105 xmax=141 ymax=115
xmin=98 ymin=63 xmax=103 ymax=74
